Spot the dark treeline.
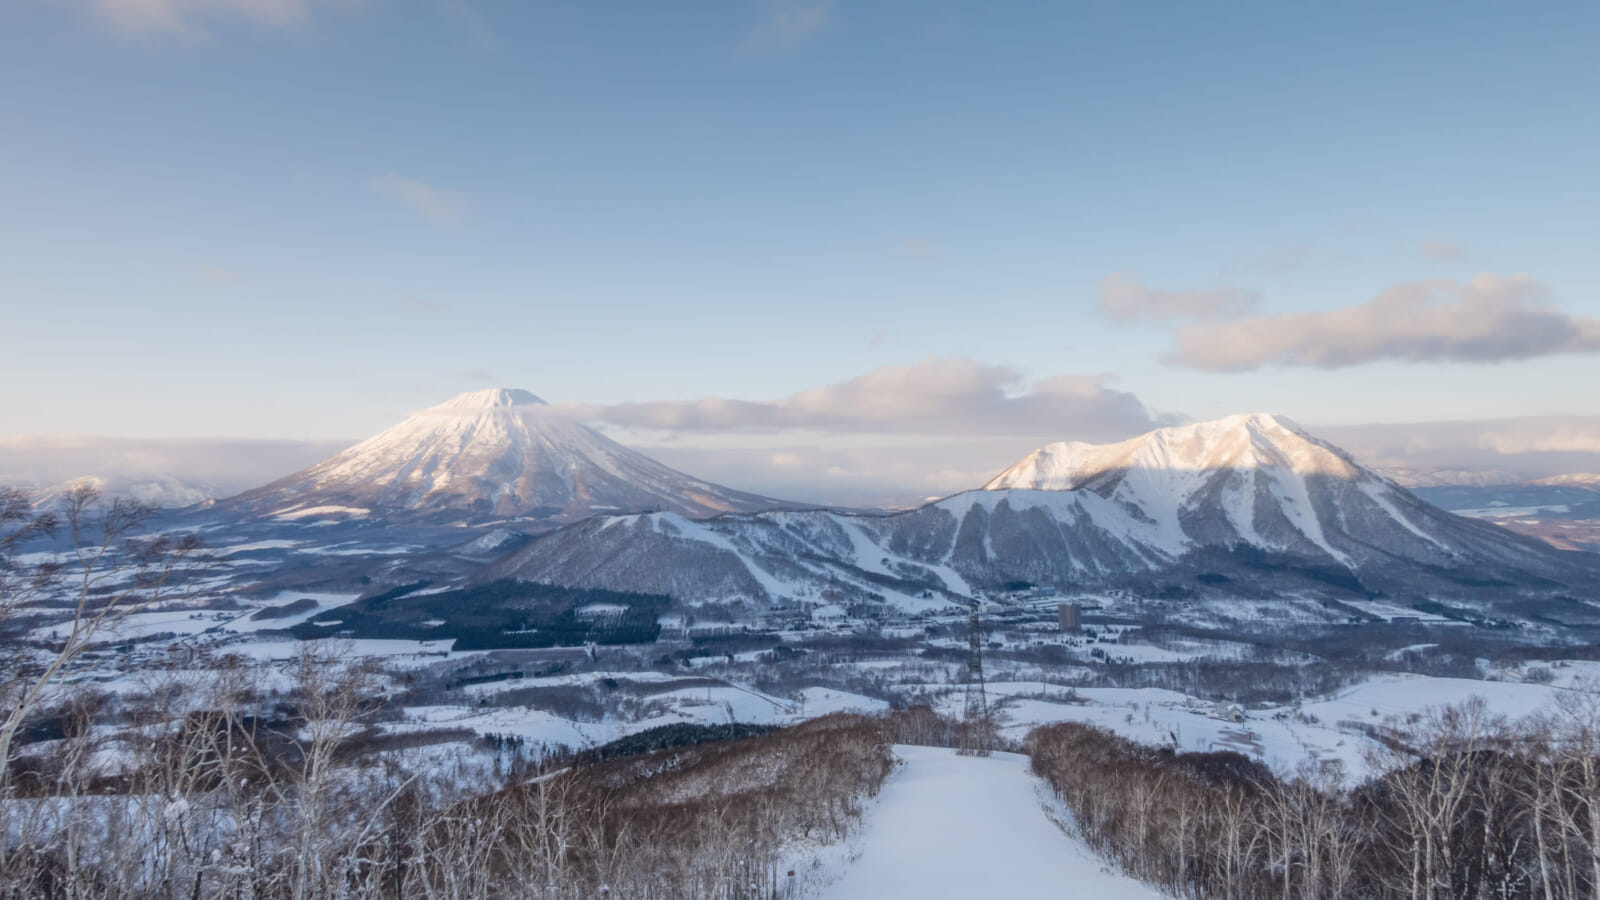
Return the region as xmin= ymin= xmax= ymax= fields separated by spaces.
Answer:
xmin=1073 ymin=659 xmax=1360 ymax=704
xmin=1029 ymin=694 xmax=1600 ymax=899
xmin=292 ymin=579 xmax=671 ymax=649
xmin=572 ymin=721 xmax=779 ymax=764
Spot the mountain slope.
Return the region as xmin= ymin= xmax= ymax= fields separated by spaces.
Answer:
xmin=979 ymin=413 xmax=1556 ymax=574
xmin=493 ymin=414 xmax=1600 ymax=626
xmin=221 ymin=389 xmax=795 ymax=525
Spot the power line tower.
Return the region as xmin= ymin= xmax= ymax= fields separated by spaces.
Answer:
xmin=958 ymin=599 xmax=991 ymax=757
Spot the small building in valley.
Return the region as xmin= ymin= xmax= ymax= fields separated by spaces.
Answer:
xmin=1057 ymin=602 xmax=1081 ymax=633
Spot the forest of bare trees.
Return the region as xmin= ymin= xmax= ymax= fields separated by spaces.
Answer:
xmin=1029 ymin=692 xmax=1600 ymax=899
xmin=0 ymin=655 xmax=892 ymax=900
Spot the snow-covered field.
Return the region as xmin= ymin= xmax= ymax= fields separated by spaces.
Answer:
xmin=389 ymin=680 xmax=889 ymax=752
xmin=817 ymin=746 xmax=1158 ymax=899
xmin=36 ymin=597 xmax=1597 ymax=783
xmin=920 ymin=669 xmax=1600 ymax=783
xmin=20 ymin=557 xmax=1600 ymax=793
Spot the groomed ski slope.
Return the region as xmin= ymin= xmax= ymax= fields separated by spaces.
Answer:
xmin=822 ymin=746 xmax=1159 ymax=899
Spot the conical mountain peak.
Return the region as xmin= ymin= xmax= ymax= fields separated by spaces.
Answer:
xmin=433 ymin=388 xmax=547 ymax=411
xmin=222 ymin=390 xmax=790 ymax=524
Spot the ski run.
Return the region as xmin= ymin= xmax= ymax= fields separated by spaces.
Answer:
xmin=818 ymin=745 xmax=1159 ymax=899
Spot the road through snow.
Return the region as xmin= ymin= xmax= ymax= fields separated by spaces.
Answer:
xmin=821 ymin=745 xmax=1159 ymax=899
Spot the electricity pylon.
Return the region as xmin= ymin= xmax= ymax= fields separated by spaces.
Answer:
xmin=958 ymin=599 xmax=991 ymax=756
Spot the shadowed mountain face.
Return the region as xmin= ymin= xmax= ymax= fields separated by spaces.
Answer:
xmin=977 ymin=414 xmax=1572 ymax=578
xmin=219 ymin=389 xmax=795 ymax=526
xmin=492 ymin=415 xmax=1600 ymax=626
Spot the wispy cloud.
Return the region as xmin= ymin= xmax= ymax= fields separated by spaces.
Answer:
xmin=737 ymin=0 xmax=831 ymax=56
xmin=1099 ymin=272 xmax=1260 ymax=323
xmin=1320 ymin=416 xmax=1600 ymax=482
xmin=1165 ymin=273 xmax=1600 ymax=372
xmin=0 ymin=435 xmax=346 ymax=498
xmin=84 ymin=0 xmax=343 ymax=39
xmin=368 ymin=174 xmax=469 ymax=227
xmin=556 ymin=357 xmax=1156 ymax=439
xmin=642 ymin=438 xmax=1036 ymax=507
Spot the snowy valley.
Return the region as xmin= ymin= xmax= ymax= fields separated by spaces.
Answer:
xmin=6 ymin=391 xmax=1600 ymax=898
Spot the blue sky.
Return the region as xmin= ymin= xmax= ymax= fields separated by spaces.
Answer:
xmin=2 ymin=1 xmax=1598 ymax=500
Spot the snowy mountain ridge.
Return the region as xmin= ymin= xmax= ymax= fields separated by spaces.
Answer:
xmin=985 ymin=414 xmax=1353 ymax=488
xmin=983 ymin=413 xmax=1422 ymax=566
xmin=494 ymin=414 xmax=1600 ymax=627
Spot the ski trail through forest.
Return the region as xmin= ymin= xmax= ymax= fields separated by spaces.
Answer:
xmin=821 ymin=745 xmax=1160 ymax=899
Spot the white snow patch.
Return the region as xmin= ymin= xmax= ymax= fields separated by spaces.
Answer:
xmin=273 ymin=505 xmax=370 ymax=520
xmin=820 ymin=746 xmax=1159 ymax=899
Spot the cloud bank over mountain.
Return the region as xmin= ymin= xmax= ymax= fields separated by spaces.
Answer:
xmin=0 ymin=436 xmax=346 ymax=503
xmin=6 ymin=368 xmax=1598 ymax=509
xmin=1320 ymin=416 xmax=1600 ymax=482
xmin=555 ymin=358 xmax=1157 ymax=438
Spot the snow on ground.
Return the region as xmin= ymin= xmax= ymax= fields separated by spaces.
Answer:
xmin=220 ymin=636 xmax=459 ymax=668
xmin=817 ymin=746 xmax=1159 ymax=900
xmin=272 ymin=505 xmax=370 ymax=520
xmin=1531 ymin=660 xmax=1600 ymax=689
xmin=398 ymin=682 xmax=888 ymax=752
xmin=1456 ymin=505 xmax=1571 ymax=518
xmin=221 ymin=590 xmax=361 ymax=633
xmin=291 ymin=543 xmax=418 ymax=557
xmin=1296 ymin=673 xmax=1575 ymax=725
xmin=390 ymin=686 xmax=878 ymax=753
xmin=640 ymin=685 xmax=797 ymax=721
xmin=221 ymin=539 xmax=304 ymax=553
xmin=34 ymin=608 xmax=226 ymax=642
xmin=399 ymin=705 xmax=605 ymax=749
xmin=795 ymin=687 xmax=889 ymax=717
xmin=455 ymin=670 xmax=684 ymax=697
xmin=1066 ymin=638 xmax=1254 ymax=664
xmin=1343 ymin=598 xmax=1456 ymax=622
xmin=959 ymin=674 xmax=1595 ymax=783
xmin=1385 ymin=643 xmax=1440 ymax=660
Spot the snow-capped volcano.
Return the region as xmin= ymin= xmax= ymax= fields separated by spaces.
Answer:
xmin=222 ymin=389 xmax=791 ymax=524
